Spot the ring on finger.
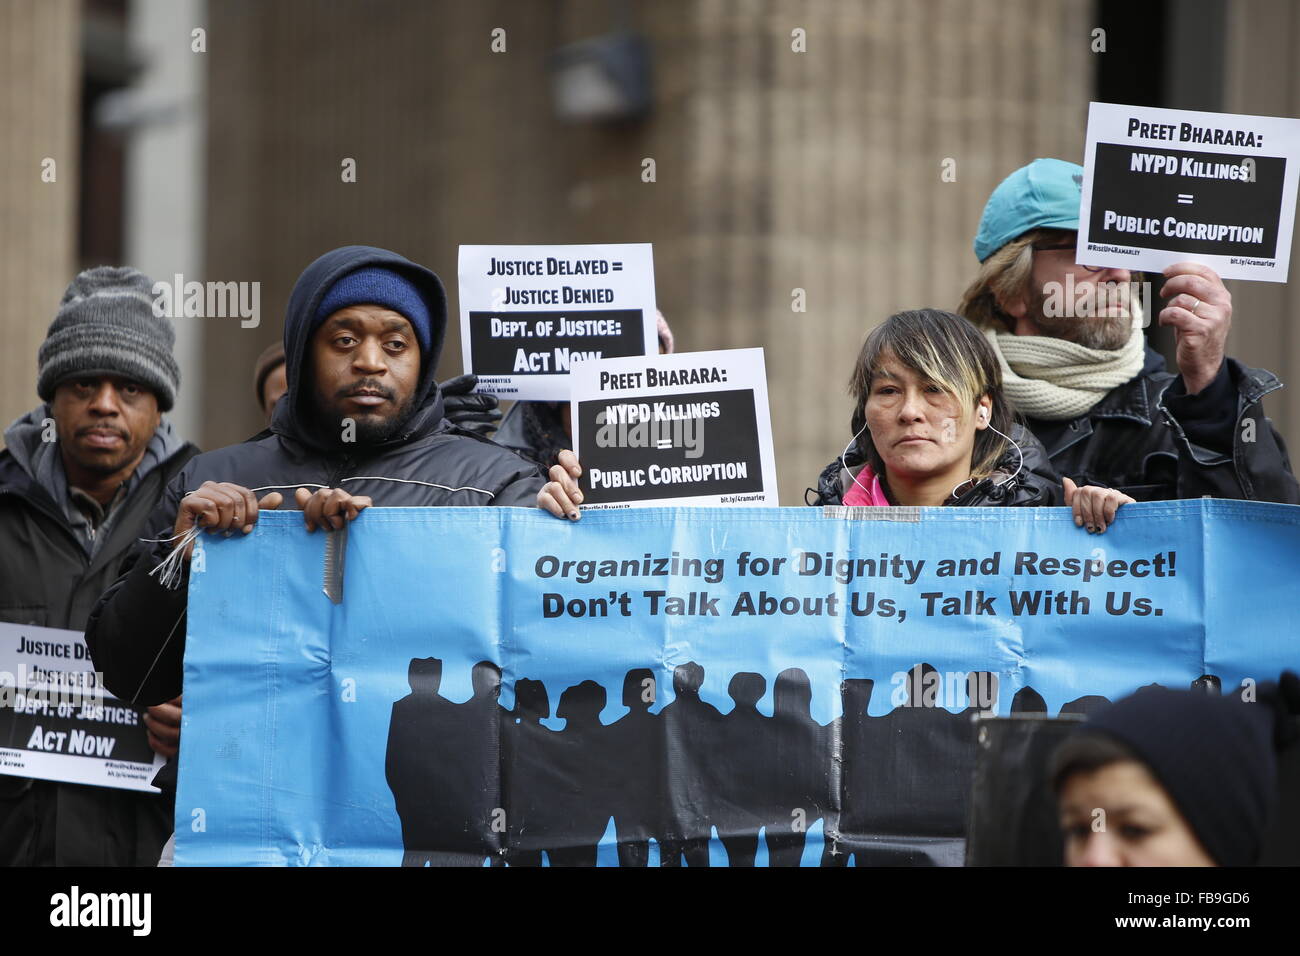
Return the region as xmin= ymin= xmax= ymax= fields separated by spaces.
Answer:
xmin=1188 ymin=296 xmax=1199 ymax=315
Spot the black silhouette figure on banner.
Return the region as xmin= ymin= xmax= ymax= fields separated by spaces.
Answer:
xmin=961 ymin=671 xmax=1000 ymax=718
xmin=504 ymin=677 xmax=557 ymax=866
xmin=1011 ymin=685 xmax=1049 ymax=713
xmin=466 ymin=661 xmax=505 ymax=865
xmin=767 ymin=667 xmax=830 ymax=867
xmin=824 ymin=677 xmax=875 ymax=866
xmin=386 ymin=655 xmax=1153 ymax=866
xmin=398 ymin=658 xmax=504 ymax=866
xmin=411 ymin=659 xmax=503 ymax=866
xmin=1059 ymin=694 xmax=1110 ymax=717
xmin=714 ymin=672 xmax=771 ymax=866
xmin=1193 ymin=674 xmax=1223 ymax=695
xmin=660 ymin=662 xmax=722 ymax=866
xmin=386 ymin=657 xmax=453 ymax=866
xmin=547 ymin=680 xmax=613 ymax=866
xmin=607 ymin=668 xmax=664 ymax=866
xmin=852 ymin=663 xmax=968 ymax=852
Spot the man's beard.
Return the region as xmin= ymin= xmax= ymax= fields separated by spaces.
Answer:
xmin=318 ymin=381 xmax=417 ymax=446
xmin=349 ymin=402 xmax=414 ymax=444
xmin=1028 ymin=281 xmax=1141 ymax=351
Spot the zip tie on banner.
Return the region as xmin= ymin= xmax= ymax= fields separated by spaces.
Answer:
xmin=142 ymin=524 xmax=203 ymax=590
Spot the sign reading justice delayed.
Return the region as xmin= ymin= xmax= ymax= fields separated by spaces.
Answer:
xmin=458 ymin=243 xmax=658 ymax=401
xmin=570 ymin=348 xmax=778 ymax=508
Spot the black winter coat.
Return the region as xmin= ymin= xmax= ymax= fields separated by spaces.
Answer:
xmin=808 ymin=423 xmax=1061 ymax=507
xmin=85 ymin=246 xmax=545 ymax=713
xmin=0 ymin=423 xmax=197 ymax=866
xmin=1026 ymin=348 xmax=1299 ymax=503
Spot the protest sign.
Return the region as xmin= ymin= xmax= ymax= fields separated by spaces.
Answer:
xmin=175 ymin=500 xmax=1300 ymax=866
xmin=570 ymin=348 xmax=778 ymax=507
xmin=1078 ymin=102 xmax=1300 ymax=281
xmin=0 ymin=622 xmax=162 ymax=792
xmin=458 ymin=243 xmax=658 ymax=400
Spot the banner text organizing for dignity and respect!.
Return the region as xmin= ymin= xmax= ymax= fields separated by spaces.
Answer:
xmin=175 ymin=501 xmax=1300 ymax=866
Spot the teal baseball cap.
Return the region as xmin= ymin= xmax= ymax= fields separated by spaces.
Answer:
xmin=973 ymin=158 xmax=1085 ymax=262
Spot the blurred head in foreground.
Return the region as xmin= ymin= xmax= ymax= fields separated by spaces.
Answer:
xmin=1050 ymin=686 xmax=1276 ymax=867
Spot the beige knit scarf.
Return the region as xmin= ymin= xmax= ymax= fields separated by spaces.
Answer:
xmin=983 ymin=325 xmax=1146 ymax=421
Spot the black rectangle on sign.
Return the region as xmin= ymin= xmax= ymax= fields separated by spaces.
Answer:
xmin=469 ymin=310 xmax=646 ymax=376
xmin=0 ymin=699 xmax=156 ymax=765
xmin=577 ymin=389 xmax=763 ymax=504
xmin=1088 ymin=142 xmax=1285 ymax=258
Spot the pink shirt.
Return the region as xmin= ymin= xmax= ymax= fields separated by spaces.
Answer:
xmin=841 ymin=465 xmax=892 ymax=507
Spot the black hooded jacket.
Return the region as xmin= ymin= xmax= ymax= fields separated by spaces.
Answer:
xmin=1026 ymin=348 xmax=1299 ymax=503
xmin=808 ymin=423 xmax=1061 ymax=507
xmin=86 ymin=246 xmax=544 ymax=711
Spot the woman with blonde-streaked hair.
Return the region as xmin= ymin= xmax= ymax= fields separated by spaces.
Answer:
xmin=808 ymin=308 xmax=1133 ymax=532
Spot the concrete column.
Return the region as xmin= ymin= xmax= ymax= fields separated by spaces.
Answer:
xmin=0 ymin=0 xmax=79 ymax=429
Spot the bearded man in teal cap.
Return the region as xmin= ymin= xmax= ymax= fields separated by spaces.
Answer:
xmin=958 ymin=158 xmax=1297 ymax=503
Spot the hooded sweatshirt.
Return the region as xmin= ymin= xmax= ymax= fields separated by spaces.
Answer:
xmin=272 ymin=245 xmax=449 ymax=453
xmin=86 ymin=245 xmax=544 ymax=709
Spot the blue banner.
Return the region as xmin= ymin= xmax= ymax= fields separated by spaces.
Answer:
xmin=174 ymin=500 xmax=1300 ymax=866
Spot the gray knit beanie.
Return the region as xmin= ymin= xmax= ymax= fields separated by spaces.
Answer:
xmin=37 ymin=266 xmax=181 ymax=411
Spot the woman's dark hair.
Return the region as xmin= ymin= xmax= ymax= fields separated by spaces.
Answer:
xmin=848 ymin=308 xmax=1013 ymax=481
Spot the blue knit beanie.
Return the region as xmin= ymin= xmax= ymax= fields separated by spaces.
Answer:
xmin=312 ymin=266 xmax=433 ymax=356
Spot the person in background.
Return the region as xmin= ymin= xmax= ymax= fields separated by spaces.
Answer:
xmin=1051 ymin=684 xmax=1286 ymax=867
xmin=0 ymin=266 xmax=198 ymax=865
xmin=959 ymin=158 xmax=1298 ymax=504
xmin=253 ymin=342 xmax=287 ymax=423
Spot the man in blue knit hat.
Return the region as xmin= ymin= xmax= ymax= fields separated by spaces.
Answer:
xmin=303 ymin=264 xmax=436 ymax=445
xmin=91 ymin=245 xmax=544 ymax=696
xmin=86 ymin=248 xmax=545 ymax=862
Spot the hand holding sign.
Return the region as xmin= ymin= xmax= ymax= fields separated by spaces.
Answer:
xmin=144 ymin=695 xmax=182 ymax=759
xmin=1062 ymin=477 xmax=1134 ymax=534
xmin=440 ymin=373 xmax=502 ymax=437
xmin=294 ymin=487 xmax=373 ymax=533
xmin=1158 ymin=261 xmax=1233 ymax=394
xmin=174 ymin=482 xmax=285 ymax=560
xmin=538 ymin=450 xmax=584 ymax=520
xmin=568 ymin=348 xmax=778 ymax=508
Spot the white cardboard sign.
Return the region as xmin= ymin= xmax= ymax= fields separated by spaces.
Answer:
xmin=1078 ymin=102 xmax=1300 ymax=282
xmin=458 ymin=243 xmax=658 ymax=400
xmin=570 ymin=348 xmax=778 ymax=508
xmin=0 ymin=622 xmax=164 ymax=792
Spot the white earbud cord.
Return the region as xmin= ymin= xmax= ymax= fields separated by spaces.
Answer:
xmin=840 ymin=420 xmax=874 ymax=497
xmin=952 ymin=419 xmax=1024 ymax=499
